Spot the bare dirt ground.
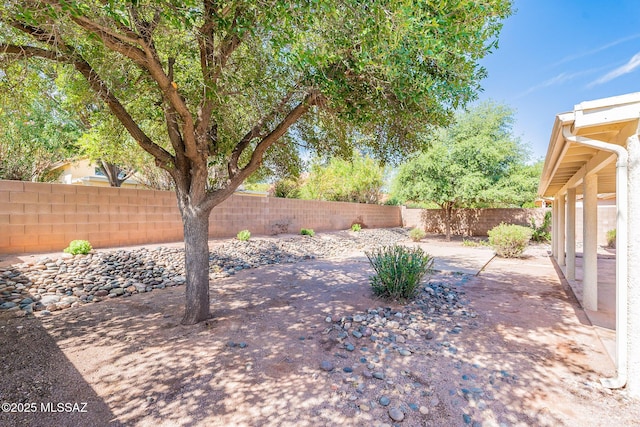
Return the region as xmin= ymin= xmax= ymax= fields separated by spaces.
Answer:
xmin=0 ymin=237 xmax=638 ymax=426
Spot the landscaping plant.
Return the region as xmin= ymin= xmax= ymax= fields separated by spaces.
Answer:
xmin=300 ymin=228 xmax=315 ymax=237
xmin=530 ymin=210 xmax=551 ymax=242
xmin=365 ymin=245 xmax=433 ymax=301
xmin=607 ymin=229 xmax=616 ymax=248
xmin=63 ymin=240 xmax=93 ymax=255
xmin=236 ymin=230 xmax=251 ymax=241
xmin=351 ymin=224 xmax=362 ymax=232
xmin=487 ymin=223 xmax=532 ymax=258
xmin=409 ymin=227 xmax=426 ymax=242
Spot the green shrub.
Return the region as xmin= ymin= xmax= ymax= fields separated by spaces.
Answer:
xmin=408 ymin=227 xmax=426 ymax=242
xmin=351 ymin=223 xmax=362 ymax=232
xmin=607 ymin=229 xmax=616 ymax=248
xmin=236 ymin=230 xmax=251 ymax=241
xmin=530 ymin=210 xmax=551 ymax=242
xmin=63 ymin=240 xmax=93 ymax=255
xmin=462 ymin=238 xmax=489 ymax=247
xmin=300 ymin=228 xmax=315 ymax=237
xmin=365 ymin=245 xmax=433 ymax=301
xmin=488 ymin=223 xmax=533 ymax=258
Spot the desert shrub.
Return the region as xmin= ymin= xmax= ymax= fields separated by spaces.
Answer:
xmin=462 ymin=238 xmax=489 ymax=247
xmin=351 ymin=223 xmax=362 ymax=232
xmin=530 ymin=210 xmax=551 ymax=242
xmin=408 ymin=227 xmax=426 ymax=242
xmin=237 ymin=230 xmax=251 ymax=241
xmin=63 ymin=240 xmax=93 ymax=255
xmin=607 ymin=229 xmax=616 ymax=248
xmin=488 ymin=223 xmax=532 ymax=258
xmin=300 ymin=228 xmax=315 ymax=237
xmin=366 ymin=245 xmax=433 ymax=301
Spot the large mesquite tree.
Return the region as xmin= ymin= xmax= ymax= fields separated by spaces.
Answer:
xmin=393 ymin=102 xmax=538 ymax=241
xmin=1 ymin=0 xmax=511 ymax=324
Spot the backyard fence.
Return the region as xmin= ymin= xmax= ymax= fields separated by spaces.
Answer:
xmin=0 ymin=180 xmax=400 ymax=254
xmin=3 ymin=179 xmax=598 ymax=255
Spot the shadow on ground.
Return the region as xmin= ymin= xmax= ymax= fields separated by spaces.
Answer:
xmin=1 ymin=249 xmax=638 ymax=426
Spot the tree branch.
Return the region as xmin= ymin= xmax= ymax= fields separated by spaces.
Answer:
xmin=195 ymin=3 xmax=245 ymax=142
xmin=227 ymin=89 xmax=299 ymax=178
xmin=3 ymin=21 xmax=175 ymax=172
xmin=204 ymin=91 xmax=321 ymax=211
xmin=67 ymin=12 xmax=199 ymax=163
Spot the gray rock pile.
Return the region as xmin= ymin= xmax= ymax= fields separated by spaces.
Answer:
xmin=0 ymin=228 xmax=408 ymax=315
xmin=316 ymin=275 xmax=479 ymax=424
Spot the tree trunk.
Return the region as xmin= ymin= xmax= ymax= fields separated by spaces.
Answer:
xmin=180 ymin=207 xmax=212 ymax=325
xmin=445 ymin=204 xmax=452 ymax=242
xmin=100 ymin=160 xmax=123 ymax=187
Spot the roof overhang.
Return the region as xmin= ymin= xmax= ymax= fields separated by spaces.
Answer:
xmin=538 ymin=92 xmax=640 ymax=198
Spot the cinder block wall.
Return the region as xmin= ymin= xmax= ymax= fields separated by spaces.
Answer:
xmin=403 ymin=207 xmax=547 ymax=237
xmin=0 ymin=180 xmax=401 ymax=254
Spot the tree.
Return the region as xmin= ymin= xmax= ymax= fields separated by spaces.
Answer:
xmin=1 ymin=1 xmax=512 ymax=324
xmin=300 ymin=152 xmax=385 ymax=204
xmin=0 ymin=61 xmax=80 ymax=181
xmin=393 ymin=101 xmax=537 ymax=241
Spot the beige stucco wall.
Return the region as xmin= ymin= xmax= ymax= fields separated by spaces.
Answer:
xmin=0 ymin=180 xmax=401 ymax=254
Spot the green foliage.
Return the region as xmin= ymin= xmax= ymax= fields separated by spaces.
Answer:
xmin=300 ymin=228 xmax=315 ymax=237
xmin=63 ymin=240 xmax=93 ymax=255
xmin=351 ymin=224 xmax=362 ymax=232
xmin=409 ymin=228 xmax=426 ymax=242
xmin=242 ymin=182 xmax=271 ymax=193
xmin=300 ymin=152 xmax=385 ymax=204
xmin=607 ymin=229 xmax=616 ymax=249
xmin=530 ymin=210 xmax=552 ymax=242
xmin=462 ymin=238 xmax=490 ymax=247
xmin=0 ymin=63 xmax=80 ymax=181
xmin=272 ymin=178 xmax=302 ymax=199
xmin=236 ymin=230 xmax=251 ymax=241
xmin=393 ymin=102 xmax=537 ymax=209
xmin=2 ymin=0 xmax=513 ymax=187
xmin=365 ymin=245 xmax=434 ymax=301
xmin=487 ymin=223 xmax=533 ymax=258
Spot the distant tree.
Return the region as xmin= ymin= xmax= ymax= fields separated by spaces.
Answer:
xmin=0 ymin=62 xmax=80 ymax=181
xmin=393 ymin=102 xmax=537 ymax=241
xmin=301 ymin=152 xmax=385 ymax=204
xmin=1 ymin=1 xmax=512 ymax=324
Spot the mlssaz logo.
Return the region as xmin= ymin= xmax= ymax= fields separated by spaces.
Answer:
xmin=40 ymin=402 xmax=88 ymax=413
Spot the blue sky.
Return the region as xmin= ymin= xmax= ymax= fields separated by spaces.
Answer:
xmin=476 ymin=0 xmax=640 ymax=160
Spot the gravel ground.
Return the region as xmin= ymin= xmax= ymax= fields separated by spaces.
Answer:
xmin=0 ymin=228 xmax=409 ymax=316
xmin=1 ymin=230 xmax=638 ymax=427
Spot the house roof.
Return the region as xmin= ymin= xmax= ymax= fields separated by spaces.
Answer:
xmin=538 ymin=92 xmax=640 ymax=198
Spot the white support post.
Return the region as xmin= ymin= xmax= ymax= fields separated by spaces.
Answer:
xmin=566 ymin=188 xmax=576 ymax=280
xmin=558 ymin=192 xmax=566 ymax=266
xmin=583 ymin=173 xmax=598 ymax=311
xmin=552 ymin=200 xmax=558 ymax=258
xmin=626 ymin=134 xmax=640 ymax=398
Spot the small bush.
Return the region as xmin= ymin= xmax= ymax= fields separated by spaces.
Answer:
xmin=488 ymin=223 xmax=533 ymax=258
xmin=351 ymin=224 xmax=362 ymax=232
xmin=300 ymin=228 xmax=315 ymax=237
xmin=462 ymin=238 xmax=489 ymax=247
xmin=408 ymin=227 xmax=426 ymax=242
xmin=607 ymin=229 xmax=616 ymax=248
xmin=63 ymin=240 xmax=93 ymax=255
xmin=237 ymin=230 xmax=251 ymax=241
xmin=530 ymin=210 xmax=551 ymax=242
xmin=366 ymin=245 xmax=433 ymax=301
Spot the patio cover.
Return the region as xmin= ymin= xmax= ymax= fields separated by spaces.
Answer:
xmin=538 ymin=92 xmax=640 ymax=397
